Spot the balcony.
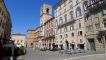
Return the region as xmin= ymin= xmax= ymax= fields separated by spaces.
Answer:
xmin=87 ymin=0 xmax=103 ymax=11
xmin=58 ymin=19 xmax=76 ymax=28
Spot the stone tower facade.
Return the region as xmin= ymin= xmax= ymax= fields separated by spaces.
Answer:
xmin=40 ymin=4 xmax=54 ymax=49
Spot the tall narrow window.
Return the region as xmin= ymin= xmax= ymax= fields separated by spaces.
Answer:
xmin=64 ymin=14 xmax=67 ymax=23
xmin=70 ymin=11 xmax=73 ymax=20
xmin=83 ymin=1 xmax=88 ymax=11
xmin=76 ymin=7 xmax=82 ymax=17
xmin=59 ymin=17 xmax=63 ymax=24
xmin=60 ymin=35 xmax=62 ymax=39
xmin=79 ymin=23 xmax=81 ymax=28
xmin=80 ymin=31 xmax=82 ymax=36
xmin=72 ymin=33 xmax=74 ymax=37
xmin=64 ymin=27 xmax=68 ymax=32
xmin=47 ymin=8 xmax=49 ymax=14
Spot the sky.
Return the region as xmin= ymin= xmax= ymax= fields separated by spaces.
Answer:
xmin=4 ymin=0 xmax=59 ymax=36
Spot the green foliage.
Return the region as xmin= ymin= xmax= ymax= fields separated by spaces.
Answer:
xmin=14 ymin=46 xmax=26 ymax=56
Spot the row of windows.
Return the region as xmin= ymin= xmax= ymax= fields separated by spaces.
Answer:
xmin=58 ymin=22 xmax=82 ymax=34
xmin=55 ymin=6 xmax=82 ymax=19
xmin=84 ymin=8 xmax=106 ymax=21
xmin=45 ymin=22 xmax=54 ymax=29
xmin=56 ymin=7 xmax=82 ymax=25
xmin=55 ymin=0 xmax=104 ymax=19
xmin=45 ymin=32 xmax=55 ymax=37
xmin=55 ymin=0 xmax=81 ymax=13
xmin=86 ymin=21 xmax=106 ymax=32
xmin=59 ymin=31 xmax=83 ymax=39
xmin=58 ymin=25 xmax=74 ymax=33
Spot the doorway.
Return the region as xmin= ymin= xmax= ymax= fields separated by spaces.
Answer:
xmin=88 ymin=39 xmax=96 ymax=51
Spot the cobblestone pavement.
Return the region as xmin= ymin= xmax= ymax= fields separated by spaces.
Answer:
xmin=17 ymin=48 xmax=106 ymax=60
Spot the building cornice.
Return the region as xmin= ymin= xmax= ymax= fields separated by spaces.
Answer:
xmin=54 ymin=0 xmax=66 ymax=9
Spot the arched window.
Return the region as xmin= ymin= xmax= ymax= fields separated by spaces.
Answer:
xmin=76 ymin=7 xmax=82 ymax=17
xmin=46 ymin=8 xmax=49 ymax=14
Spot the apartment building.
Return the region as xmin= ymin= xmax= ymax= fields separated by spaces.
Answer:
xmin=11 ymin=34 xmax=26 ymax=47
xmin=55 ymin=0 xmax=87 ymax=50
xmin=0 ymin=0 xmax=12 ymax=45
xmin=84 ymin=0 xmax=106 ymax=52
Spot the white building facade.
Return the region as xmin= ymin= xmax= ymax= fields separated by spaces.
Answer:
xmin=55 ymin=0 xmax=87 ymax=50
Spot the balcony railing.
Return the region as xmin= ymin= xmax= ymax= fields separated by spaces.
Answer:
xmin=58 ymin=19 xmax=76 ymax=28
xmin=87 ymin=0 xmax=103 ymax=11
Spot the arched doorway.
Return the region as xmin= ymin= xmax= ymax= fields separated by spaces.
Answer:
xmin=65 ymin=40 xmax=69 ymax=50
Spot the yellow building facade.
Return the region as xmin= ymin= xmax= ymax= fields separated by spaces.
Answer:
xmin=27 ymin=27 xmax=40 ymax=48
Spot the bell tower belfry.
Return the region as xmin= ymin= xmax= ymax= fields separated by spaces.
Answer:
xmin=40 ymin=4 xmax=52 ymax=15
xmin=40 ymin=4 xmax=52 ymax=25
